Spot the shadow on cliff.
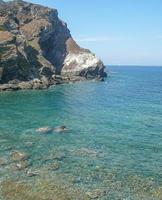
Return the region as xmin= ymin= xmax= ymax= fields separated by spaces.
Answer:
xmin=38 ymin=20 xmax=72 ymax=75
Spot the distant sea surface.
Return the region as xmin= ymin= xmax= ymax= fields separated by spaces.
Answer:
xmin=0 ymin=66 xmax=162 ymax=199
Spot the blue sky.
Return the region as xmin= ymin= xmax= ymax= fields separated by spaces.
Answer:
xmin=27 ymin=1 xmax=162 ymax=65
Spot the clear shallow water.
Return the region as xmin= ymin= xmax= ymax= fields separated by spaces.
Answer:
xmin=0 ymin=66 xmax=162 ymax=199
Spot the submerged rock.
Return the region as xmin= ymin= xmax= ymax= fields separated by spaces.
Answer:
xmin=53 ymin=125 xmax=68 ymax=133
xmin=11 ymin=160 xmax=30 ymax=171
xmin=36 ymin=126 xmax=52 ymax=134
xmin=47 ymin=161 xmax=61 ymax=171
xmin=25 ymin=142 xmax=35 ymax=148
xmin=36 ymin=125 xmax=69 ymax=134
xmin=72 ymin=148 xmax=100 ymax=158
xmin=86 ymin=189 xmax=106 ymax=199
xmin=11 ymin=151 xmax=28 ymax=161
xmin=0 ymin=157 xmax=8 ymax=166
xmin=0 ymin=1 xmax=107 ymax=91
xmin=26 ymin=170 xmax=39 ymax=177
xmin=42 ymin=150 xmax=66 ymax=163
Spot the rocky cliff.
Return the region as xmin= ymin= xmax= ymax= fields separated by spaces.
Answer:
xmin=0 ymin=0 xmax=107 ymax=91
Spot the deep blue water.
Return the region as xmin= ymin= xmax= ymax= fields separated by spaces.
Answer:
xmin=0 ymin=66 xmax=162 ymax=199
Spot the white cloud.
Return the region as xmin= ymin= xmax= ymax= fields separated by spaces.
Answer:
xmin=154 ymin=36 xmax=162 ymax=39
xmin=76 ymin=36 xmax=122 ymax=42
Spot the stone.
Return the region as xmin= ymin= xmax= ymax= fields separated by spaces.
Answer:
xmin=18 ymin=81 xmax=33 ymax=90
xmin=0 ymin=83 xmax=20 ymax=91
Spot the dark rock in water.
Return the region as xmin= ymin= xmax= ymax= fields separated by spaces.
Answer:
xmin=53 ymin=125 xmax=68 ymax=133
xmin=0 ymin=1 xmax=107 ymax=91
xmin=96 ymin=76 xmax=105 ymax=82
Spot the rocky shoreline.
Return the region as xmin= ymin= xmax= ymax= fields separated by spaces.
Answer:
xmin=0 ymin=0 xmax=107 ymax=91
xmin=0 ymin=74 xmax=105 ymax=91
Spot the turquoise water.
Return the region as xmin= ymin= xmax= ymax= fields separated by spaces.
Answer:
xmin=0 ymin=66 xmax=162 ymax=199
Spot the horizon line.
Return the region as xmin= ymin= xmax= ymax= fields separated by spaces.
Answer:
xmin=107 ymin=64 xmax=162 ymax=67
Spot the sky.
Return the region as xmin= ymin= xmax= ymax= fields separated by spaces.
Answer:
xmin=19 ymin=0 xmax=162 ymax=65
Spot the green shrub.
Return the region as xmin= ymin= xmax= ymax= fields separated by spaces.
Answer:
xmin=0 ymin=24 xmax=7 ymax=31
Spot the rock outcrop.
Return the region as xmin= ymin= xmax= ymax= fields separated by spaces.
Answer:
xmin=0 ymin=0 xmax=107 ymax=91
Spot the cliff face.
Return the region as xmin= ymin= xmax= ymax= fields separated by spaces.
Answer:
xmin=0 ymin=0 xmax=107 ymax=91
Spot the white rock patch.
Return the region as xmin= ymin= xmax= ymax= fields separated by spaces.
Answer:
xmin=62 ymin=52 xmax=100 ymax=73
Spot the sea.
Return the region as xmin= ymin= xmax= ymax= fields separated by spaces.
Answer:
xmin=0 ymin=66 xmax=162 ymax=200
